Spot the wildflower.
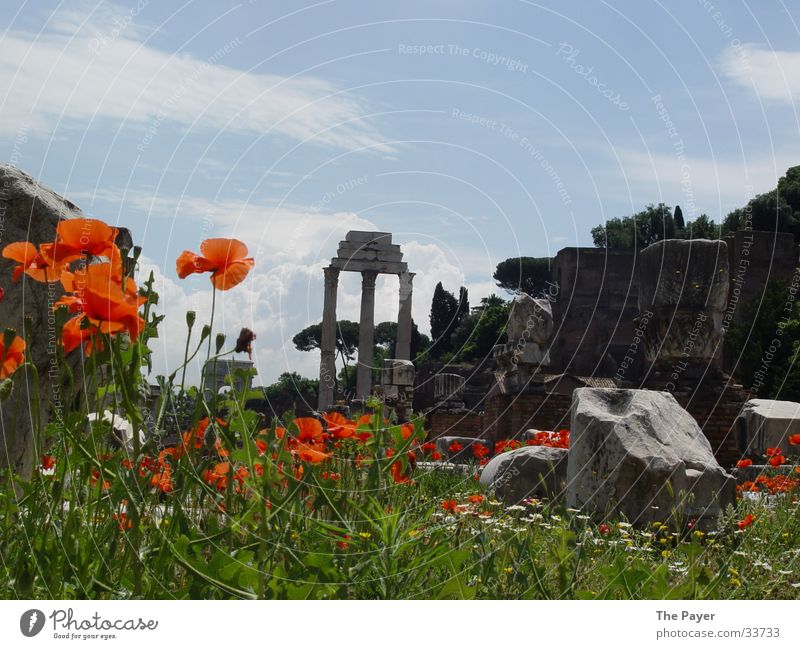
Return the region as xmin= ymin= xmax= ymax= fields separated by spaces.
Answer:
xmin=736 ymin=458 xmax=753 ymax=468
xmin=468 ymin=494 xmax=485 ymax=504
xmin=2 ymin=242 xmax=58 ymax=283
xmin=40 ymin=218 xmax=120 ymax=271
xmin=789 ymin=434 xmax=800 ymax=446
xmin=737 ymin=514 xmax=756 ymax=530
xmin=472 ymin=443 xmax=490 ymax=459
xmin=203 ymin=462 xmax=231 ymax=492
xmin=176 ymin=238 xmax=254 ymax=290
xmin=294 ymin=442 xmax=331 ymax=464
xmin=322 ymin=411 xmax=355 ymax=439
xmin=293 ymin=417 xmax=326 ymax=443
xmin=598 ymin=523 xmax=611 ymax=535
xmin=234 ymin=327 xmax=256 ymax=358
xmin=0 ymin=331 xmax=25 ymax=379
xmin=150 ymin=466 xmax=174 ymax=493
xmin=56 ymin=263 xmax=145 ymax=355
xmin=112 ymin=513 xmax=132 ymax=531
xmin=441 ymin=499 xmax=460 ymax=512
xmin=430 ymin=451 xmax=443 ymax=461
xmin=769 ymin=453 xmax=785 ymax=468
xmin=448 ymin=441 xmax=463 ymax=453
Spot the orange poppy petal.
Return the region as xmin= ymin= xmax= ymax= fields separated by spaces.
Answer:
xmin=200 ymin=238 xmax=249 ymax=265
xmin=176 ymin=251 xmax=216 ymax=278
xmin=2 ymin=242 xmax=38 ymax=265
xmin=294 ymin=417 xmax=325 ymax=442
xmin=56 ymin=218 xmax=118 ymax=250
xmin=210 ymin=258 xmax=254 ymax=290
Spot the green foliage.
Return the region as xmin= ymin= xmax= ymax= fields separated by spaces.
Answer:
xmin=592 ymin=203 xmax=721 ymax=249
xmin=725 ymin=279 xmax=800 ymax=399
xmin=722 ymin=165 xmax=800 ymax=240
xmin=429 ymin=282 xmax=468 ymax=357
xmin=292 ymin=319 xmax=359 ymax=360
xmin=450 ymin=298 xmax=510 ymax=361
xmin=493 ymin=257 xmax=553 ymax=296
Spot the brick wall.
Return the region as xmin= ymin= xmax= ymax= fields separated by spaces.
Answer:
xmin=427 ymin=412 xmax=486 ymax=439
xmin=482 ymin=384 xmax=748 ymax=467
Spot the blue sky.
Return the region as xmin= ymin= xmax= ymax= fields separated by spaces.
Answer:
xmin=1 ymin=0 xmax=798 ymax=383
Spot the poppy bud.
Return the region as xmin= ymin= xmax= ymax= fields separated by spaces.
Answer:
xmin=3 ymin=328 xmax=17 ymax=352
xmin=0 ymin=378 xmax=13 ymax=401
xmin=199 ymin=324 xmax=211 ymax=342
xmin=215 ymin=333 xmax=226 ymax=354
xmin=186 ymin=311 xmax=196 ymax=330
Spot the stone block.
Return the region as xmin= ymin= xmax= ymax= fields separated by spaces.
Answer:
xmin=480 ymin=446 xmax=568 ymax=503
xmin=567 ymin=388 xmax=736 ymax=526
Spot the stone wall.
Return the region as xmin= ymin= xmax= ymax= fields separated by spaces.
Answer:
xmin=484 ymin=391 xmax=573 ymax=440
xmin=550 ymin=247 xmax=639 ymax=376
xmin=427 ymin=412 xmax=485 ymax=440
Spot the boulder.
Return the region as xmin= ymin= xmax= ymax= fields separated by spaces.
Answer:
xmin=738 ymin=399 xmax=800 ymax=457
xmin=435 ymin=436 xmax=493 ymax=464
xmin=480 ymin=445 xmax=568 ymax=503
xmin=0 ymin=165 xmax=82 ymax=476
xmin=567 ymin=388 xmax=735 ymax=526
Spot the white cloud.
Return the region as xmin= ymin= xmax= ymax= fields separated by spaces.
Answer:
xmin=610 ymin=149 xmax=796 ymax=218
xmin=720 ymin=43 xmax=800 ymax=104
xmin=0 ymin=3 xmax=387 ymax=150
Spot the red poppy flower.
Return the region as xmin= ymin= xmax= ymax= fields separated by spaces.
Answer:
xmin=448 ymin=441 xmax=463 ymax=453
xmin=294 ymin=442 xmax=332 ymax=464
xmin=176 ymin=238 xmax=254 ymax=290
xmin=765 ymin=447 xmax=782 ymax=457
xmin=789 ymin=434 xmax=800 ymax=446
xmin=736 ymin=458 xmax=753 ymax=468
xmin=41 ymin=455 xmax=55 ymax=471
xmin=737 ymin=513 xmax=756 ymax=530
xmin=2 ymin=242 xmax=59 ymax=283
xmin=0 ymin=332 xmax=25 ymax=380
xmin=441 ymin=499 xmax=460 ymax=512
xmin=322 ymin=411 xmax=355 ymax=439
xmin=431 ymin=451 xmax=443 ymax=461
xmin=598 ymin=523 xmax=611 ymax=535
xmin=467 ymin=494 xmax=484 ymax=504
xmin=41 ymin=218 xmax=122 ymax=276
xmin=294 ymin=417 xmax=326 ymax=443
xmin=769 ymin=454 xmax=785 ymax=467
xmin=472 ymin=443 xmax=490 ymax=459
xmin=55 ymin=262 xmax=145 ymax=355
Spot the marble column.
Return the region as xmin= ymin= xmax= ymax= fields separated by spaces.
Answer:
xmin=395 ymin=271 xmax=415 ymax=361
xmin=318 ymin=266 xmax=340 ymax=410
xmin=356 ymin=270 xmax=378 ymax=398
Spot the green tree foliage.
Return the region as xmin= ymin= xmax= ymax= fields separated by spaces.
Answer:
xmin=725 ymin=280 xmax=800 ymax=400
xmin=429 ymin=282 xmax=467 ymax=357
xmin=722 ymin=166 xmax=800 ymax=239
xmin=373 ymin=320 xmax=431 ymax=360
xmin=450 ymin=296 xmax=510 ymax=361
xmin=292 ymin=319 xmax=360 ymax=391
xmin=592 ymin=203 xmax=722 ymax=249
xmin=493 ymin=257 xmax=553 ymax=296
xmin=674 ymin=204 xmax=685 ymax=229
xmin=260 ymin=372 xmax=319 ymax=418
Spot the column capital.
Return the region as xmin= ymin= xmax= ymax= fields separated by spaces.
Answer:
xmin=361 ymin=269 xmax=378 ymax=288
xmin=324 ymin=265 xmax=340 ymax=283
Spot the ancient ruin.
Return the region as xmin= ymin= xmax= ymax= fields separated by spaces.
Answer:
xmin=318 ymin=231 xmax=414 ymax=410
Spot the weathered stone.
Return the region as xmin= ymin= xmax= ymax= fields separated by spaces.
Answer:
xmin=380 ymin=359 xmax=415 ymax=387
xmin=567 ymin=388 xmax=735 ymax=526
xmin=739 ymin=399 xmax=800 ymax=456
xmin=480 ymin=445 xmax=568 ymax=503
xmin=638 ymin=239 xmax=728 ymax=372
xmin=0 ymin=165 xmax=82 ymax=476
xmin=345 ymin=231 xmax=392 ymax=244
xmin=435 ymin=436 xmax=493 ymax=463
xmin=506 ymin=293 xmax=553 ymax=344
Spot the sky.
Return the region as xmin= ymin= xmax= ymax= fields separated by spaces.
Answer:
xmin=1 ymin=0 xmax=798 ymax=385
